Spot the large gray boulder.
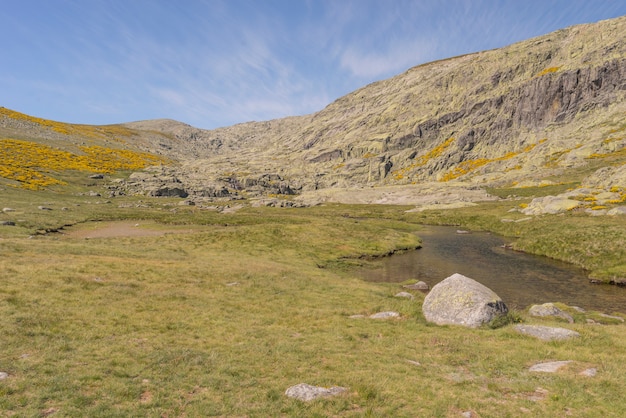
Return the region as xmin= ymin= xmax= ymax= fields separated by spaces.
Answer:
xmin=422 ymin=273 xmax=508 ymax=328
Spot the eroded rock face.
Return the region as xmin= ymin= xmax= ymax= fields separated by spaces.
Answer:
xmin=422 ymin=273 xmax=508 ymax=328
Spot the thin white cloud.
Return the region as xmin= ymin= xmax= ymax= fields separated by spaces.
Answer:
xmin=340 ymin=40 xmax=436 ymax=79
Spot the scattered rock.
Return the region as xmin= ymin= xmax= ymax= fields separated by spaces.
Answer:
xmin=0 ymin=221 xmax=15 ymax=226
xmin=529 ymin=387 xmax=549 ymax=402
xmin=394 ymin=291 xmax=414 ymax=300
xmin=529 ymin=360 xmax=572 ymax=373
xmin=369 ymin=311 xmax=400 ymax=319
xmin=88 ymin=191 xmax=101 ymax=197
xmin=0 ymin=372 xmax=8 ymax=380
xmin=579 ymin=368 xmax=597 ymax=377
xmin=406 ymin=359 xmax=421 ymax=366
xmin=520 ymin=195 xmax=580 ymax=215
xmin=514 ymin=325 xmax=580 ymax=341
xmin=349 ymin=314 xmax=365 ymax=319
xmin=38 ymin=206 xmax=52 ymax=210
xmin=2 ymin=207 xmax=15 ymax=212
xmin=529 ymin=303 xmax=574 ymax=323
xmin=41 ymin=407 xmax=58 ymax=417
xmin=284 ymin=383 xmax=347 ymax=401
xmin=422 ymin=273 xmax=508 ymax=328
xmin=607 ymin=206 xmax=626 ymax=216
xmin=403 ymin=281 xmax=429 ymax=291
xmin=178 ymin=199 xmax=196 ymax=206
xmin=89 ymin=174 xmax=104 ymax=179
xmin=599 ymin=313 xmax=624 ymax=322
xmin=456 ymin=229 xmax=470 ymax=234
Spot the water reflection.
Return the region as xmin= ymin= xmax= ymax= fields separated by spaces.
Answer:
xmin=359 ymin=225 xmax=626 ymax=312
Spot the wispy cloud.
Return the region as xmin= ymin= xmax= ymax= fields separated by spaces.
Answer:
xmin=1 ymin=0 xmax=625 ymax=128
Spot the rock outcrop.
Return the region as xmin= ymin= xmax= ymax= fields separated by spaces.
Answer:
xmin=422 ymin=273 xmax=508 ymax=328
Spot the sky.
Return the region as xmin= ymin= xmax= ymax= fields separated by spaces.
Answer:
xmin=1 ymin=1 xmax=625 ymax=130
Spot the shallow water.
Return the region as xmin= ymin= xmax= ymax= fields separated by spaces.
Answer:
xmin=359 ymin=225 xmax=626 ymax=312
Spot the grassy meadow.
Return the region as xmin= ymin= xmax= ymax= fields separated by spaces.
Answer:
xmin=1 ymin=178 xmax=626 ymax=416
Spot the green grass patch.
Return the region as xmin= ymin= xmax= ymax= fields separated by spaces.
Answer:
xmin=1 ymin=185 xmax=626 ymax=415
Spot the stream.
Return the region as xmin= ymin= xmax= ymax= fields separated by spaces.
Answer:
xmin=359 ymin=225 xmax=626 ymax=313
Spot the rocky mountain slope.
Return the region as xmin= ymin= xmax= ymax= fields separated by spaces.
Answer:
xmin=2 ymin=16 xmax=625 ymax=210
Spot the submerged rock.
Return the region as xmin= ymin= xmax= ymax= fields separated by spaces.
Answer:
xmin=422 ymin=273 xmax=508 ymax=328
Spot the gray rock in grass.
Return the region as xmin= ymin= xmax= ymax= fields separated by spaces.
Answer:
xmin=285 ymin=383 xmax=347 ymax=401
xmin=422 ymin=273 xmax=508 ymax=328
xmin=514 ymin=324 xmax=580 ymax=341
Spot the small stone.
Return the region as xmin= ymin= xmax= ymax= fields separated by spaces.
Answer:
xmin=579 ymin=368 xmax=597 ymax=377
xmin=2 ymin=207 xmax=15 ymax=212
xmin=349 ymin=314 xmax=365 ymax=319
xmin=89 ymin=174 xmax=104 ymax=179
xmin=38 ymin=206 xmax=52 ymax=210
xmin=394 ymin=291 xmax=414 ymax=300
xmin=285 ymin=383 xmax=347 ymax=401
xmin=528 ymin=303 xmax=574 ymax=323
xmin=599 ymin=313 xmax=624 ymax=322
xmin=0 ymin=221 xmax=15 ymax=226
xmin=369 ymin=311 xmax=400 ymax=319
xmin=0 ymin=372 xmax=8 ymax=379
xmin=529 ymin=360 xmax=572 ymax=373
xmin=514 ymin=325 xmax=580 ymax=341
xmin=403 ymin=281 xmax=429 ymax=291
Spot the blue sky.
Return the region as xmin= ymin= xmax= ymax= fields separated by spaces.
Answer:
xmin=1 ymin=0 xmax=625 ymax=129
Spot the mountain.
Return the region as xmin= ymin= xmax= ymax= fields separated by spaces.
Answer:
xmin=1 ymin=16 xmax=625 ymax=208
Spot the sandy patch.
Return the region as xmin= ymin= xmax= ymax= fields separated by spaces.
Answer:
xmin=63 ymin=221 xmax=196 ymax=239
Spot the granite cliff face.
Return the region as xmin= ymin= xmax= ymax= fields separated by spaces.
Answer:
xmin=2 ymin=16 xmax=625 ymax=207
xmin=117 ymin=16 xmax=625 ymax=204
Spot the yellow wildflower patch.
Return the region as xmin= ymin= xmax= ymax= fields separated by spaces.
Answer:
xmin=536 ymin=66 xmax=561 ymax=77
xmin=0 ymin=107 xmax=135 ymax=140
xmin=0 ymin=138 xmax=166 ymax=190
xmin=391 ymin=137 xmax=455 ymax=181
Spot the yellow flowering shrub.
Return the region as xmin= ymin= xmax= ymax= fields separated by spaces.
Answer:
xmin=0 ymin=138 xmax=167 ymax=190
xmin=392 ymin=137 xmax=455 ymax=181
xmin=536 ymin=66 xmax=561 ymax=77
xmin=0 ymin=107 xmax=135 ymax=141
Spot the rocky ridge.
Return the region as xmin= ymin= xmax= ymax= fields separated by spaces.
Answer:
xmin=122 ymin=16 xmax=625 ymax=208
xmin=1 ymin=16 xmax=625 ymax=209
